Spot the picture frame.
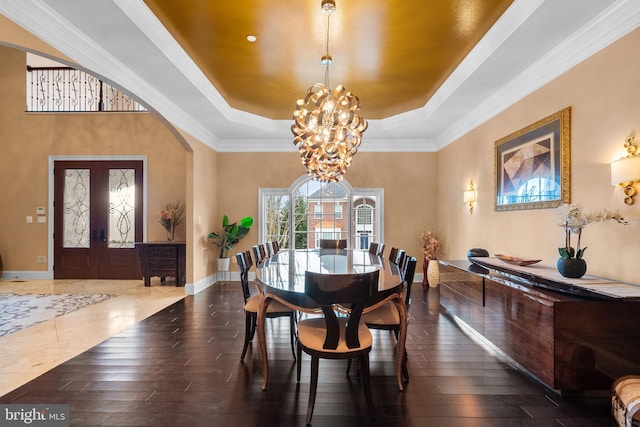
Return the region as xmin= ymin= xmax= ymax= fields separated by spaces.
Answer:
xmin=494 ymin=107 xmax=571 ymax=211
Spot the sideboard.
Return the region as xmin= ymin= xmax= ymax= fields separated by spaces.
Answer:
xmin=439 ymin=258 xmax=640 ymax=394
xmin=136 ymin=242 xmax=186 ymax=287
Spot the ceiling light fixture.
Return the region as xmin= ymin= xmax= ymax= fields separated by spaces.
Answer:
xmin=291 ymin=0 xmax=367 ymax=183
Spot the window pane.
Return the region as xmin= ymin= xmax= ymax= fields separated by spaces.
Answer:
xmin=264 ymin=193 xmax=291 ymax=249
xmin=63 ymin=169 xmax=90 ymax=248
xmin=260 ymin=177 xmax=382 ymax=251
xmin=353 ymin=196 xmax=378 ymax=250
xmin=108 ymin=169 xmax=136 ymax=248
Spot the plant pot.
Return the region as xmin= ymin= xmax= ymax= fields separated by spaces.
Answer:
xmin=427 ymin=259 xmax=440 ymax=288
xmin=557 ymin=258 xmax=587 ymax=279
xmin=217 ymin=257 xmax=230 ymax=272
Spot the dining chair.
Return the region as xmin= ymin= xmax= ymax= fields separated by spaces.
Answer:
xmin=368 ymin=242 xmax=379 ymax=255
xmin=319 ymin=238 xmax=347 ymax=249
xmin=360 ymin=255 xmax=417 ymax=389
xmin=388 ymin=247 xmax=398 ymax=264
xmin=265 ymin=241 xmax=274 ymax=257
xmin=368 ymin=242 xmax=385 ymax=257
xmin=271 ymin=240 xmax=279 ymax=254
xmin=296 ymin=269 xmax=379 ymax=424
xmin=236 ymin=252 xmax=297 ymax=361
xmin=252 ymin=244 xmax=266 ymax=266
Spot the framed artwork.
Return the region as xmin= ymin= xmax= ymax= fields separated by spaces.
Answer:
xmin=495 ymin=107 xmax=571 ymax=211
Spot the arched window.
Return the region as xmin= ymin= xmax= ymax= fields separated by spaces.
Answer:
xmin=259 ymin=176 xmax=383 ymax=250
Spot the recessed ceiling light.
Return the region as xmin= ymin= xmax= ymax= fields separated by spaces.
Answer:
xmin=246 ymin=35 xmax=257 ymax=42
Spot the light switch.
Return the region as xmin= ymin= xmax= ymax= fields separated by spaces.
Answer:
xmin=36 ymin=207 xmax=46 ymax=215
xmin=26 ymin=216 xmax=33 ymax=223
xmin=37 ymin=216 xmax=46 ymax=223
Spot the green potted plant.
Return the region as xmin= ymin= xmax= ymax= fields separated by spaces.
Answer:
xmin=208 ymin=214 xmax=254 ymax=271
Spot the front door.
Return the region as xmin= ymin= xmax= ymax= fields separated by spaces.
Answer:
xmin=53 ymin=160 xmax=143 ymax=279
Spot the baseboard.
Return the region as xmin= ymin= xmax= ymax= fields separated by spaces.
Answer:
xmin=1 ymin=270 xmax=53 ymax=281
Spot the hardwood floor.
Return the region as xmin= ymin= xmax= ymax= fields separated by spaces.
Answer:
xmin=0 ymin=283 xmax=615 ymax=426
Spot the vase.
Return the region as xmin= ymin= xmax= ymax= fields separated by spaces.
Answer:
xmin=427 ymin=259 xmax=440 ymax=288
xmin=557 ymin=258 xmax=587 ymax=279
xmin=166 ymin=225 xmax=175 ymax=241
xmin=422 ymin=256 xmax=430 ymax=287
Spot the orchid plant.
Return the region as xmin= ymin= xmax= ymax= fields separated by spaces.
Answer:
xmin=556 ymin=204 xmax=627 ymax=260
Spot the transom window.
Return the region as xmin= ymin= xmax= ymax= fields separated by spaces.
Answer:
xmin=259 ymin=176 xmax=383 ymax=250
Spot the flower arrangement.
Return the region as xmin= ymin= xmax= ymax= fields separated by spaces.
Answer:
xmin=419 ymin=229 xmax=442 ymax=261
xmin=159 ymin=199 xmax=185 ymax=241
xmin=556 ymin=203 xmax=627 ymax=260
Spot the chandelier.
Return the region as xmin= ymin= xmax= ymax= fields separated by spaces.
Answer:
xmin=291 ymin=0 xmax=367 ymax=183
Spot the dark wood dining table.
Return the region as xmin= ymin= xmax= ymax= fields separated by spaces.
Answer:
xmin=254 ymin=249 xmax=407 ymax=390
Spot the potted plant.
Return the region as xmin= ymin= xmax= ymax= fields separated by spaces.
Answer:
xmin=208 ymin=215 xmax=254 ymax=271
xmin=555 ymin=204 xmax=627 ymax=278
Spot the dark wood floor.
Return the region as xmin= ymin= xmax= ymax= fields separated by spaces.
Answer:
xmin=0 ymin=283 xmax=616 ymax=426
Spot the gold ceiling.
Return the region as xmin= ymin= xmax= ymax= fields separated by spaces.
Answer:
xmin=144 ymin=0 xmax=513 ymax=120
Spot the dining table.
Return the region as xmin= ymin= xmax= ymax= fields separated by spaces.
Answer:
xmin=254 ymin=248 xmax=407 ymax=391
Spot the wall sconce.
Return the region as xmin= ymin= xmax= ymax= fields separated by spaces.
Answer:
xmin=611 ymin=136 xmax=640 ymax=205
xmin=463 ymin=180 xmax=476 ymax=213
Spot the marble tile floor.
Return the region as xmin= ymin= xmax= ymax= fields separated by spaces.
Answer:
xmin=0 ymin=278 xmax=185 ymax=397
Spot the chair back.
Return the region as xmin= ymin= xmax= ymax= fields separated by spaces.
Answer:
xmin=304 ymin=269 xmax=379 ymax=350
xmin=368 ymin=242 xmax=379 ymax=255
xmin=375 ymin=243 xmax=385 ymax=257
xmin=388 ymin=247 xmax=398 ymax=263
xmin=265 ymin=242 xmax=273 ymax=257
xmin=236 ymin=252 xmax=251 ymax=303
xmin=252 ymin=244 xmax=267 ymax=265
xmin=271 ymin=240 xmax=279 ymax=254
xmin=244 ymin=250 xmax=254 ymax=270
xmin=395 ymin=249 xmax=406 ymax=267
xmin=402 ymin=256 xmax=417 ymax=306
xmin=319 ymin=239 xmax=347 ymax=249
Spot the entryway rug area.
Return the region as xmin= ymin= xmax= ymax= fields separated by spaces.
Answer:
xmin=0 ymin=293 xmax=116 ymax=337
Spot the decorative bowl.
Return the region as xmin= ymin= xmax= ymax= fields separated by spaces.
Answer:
xmin=494 ymin=254 xmax=542 ymax=266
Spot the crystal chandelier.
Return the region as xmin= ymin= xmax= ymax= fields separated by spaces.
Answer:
xmin=291 ymin=0 xmax=367 ymax=183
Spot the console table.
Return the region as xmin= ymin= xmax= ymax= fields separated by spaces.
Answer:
xmin=136 ymin=242 xmax=186 ymax=287
xmin=439 ymin=258 xmax=640 ymax=394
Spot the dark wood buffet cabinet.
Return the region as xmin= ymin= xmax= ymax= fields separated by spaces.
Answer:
xmin=438 ymin=258 xmax=640 ymax=394
xmin=135 ymin=242 xmax=186 ymax=287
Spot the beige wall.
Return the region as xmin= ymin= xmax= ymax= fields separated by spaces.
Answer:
xmin=437 ymin=27 xmax=640 ymax=284
xmin=216 ymin=151 xmax=438 ymax=262
xmin=181 ymin=131 xmax=218 ymax=284
xmin=0 ymin=46 xmax=188 ymax=273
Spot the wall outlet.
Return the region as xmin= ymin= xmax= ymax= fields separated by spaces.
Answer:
xmin=37 ymin=256 xmax=46 ymax=263
xmin=26 ymin=216 xmax=33 ymax=223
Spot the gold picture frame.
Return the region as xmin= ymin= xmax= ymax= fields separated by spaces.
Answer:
xmin=495 ymin=107 xmax=571 ymax=211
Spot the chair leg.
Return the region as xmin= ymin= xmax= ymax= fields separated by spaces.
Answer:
xmin=402 ymin=352 xmax=409 ymax=382
xmin=289 ymin=314 xmax=297 ymax=361
xmin=359 ymin=354 xmax=376 ymax=420
xmin=248 ymin=313 xmax=257 ymax=341
xmin=240 ymin=312 xmax=253 ymax=361
xmin=296 ymin=340 xmax=302 ymax=382
xmin=306 ymin=355 xmax=320 ymax=425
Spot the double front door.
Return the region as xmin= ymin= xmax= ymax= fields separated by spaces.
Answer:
xmin=53 ymin=160 xmax=143 ymax=279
